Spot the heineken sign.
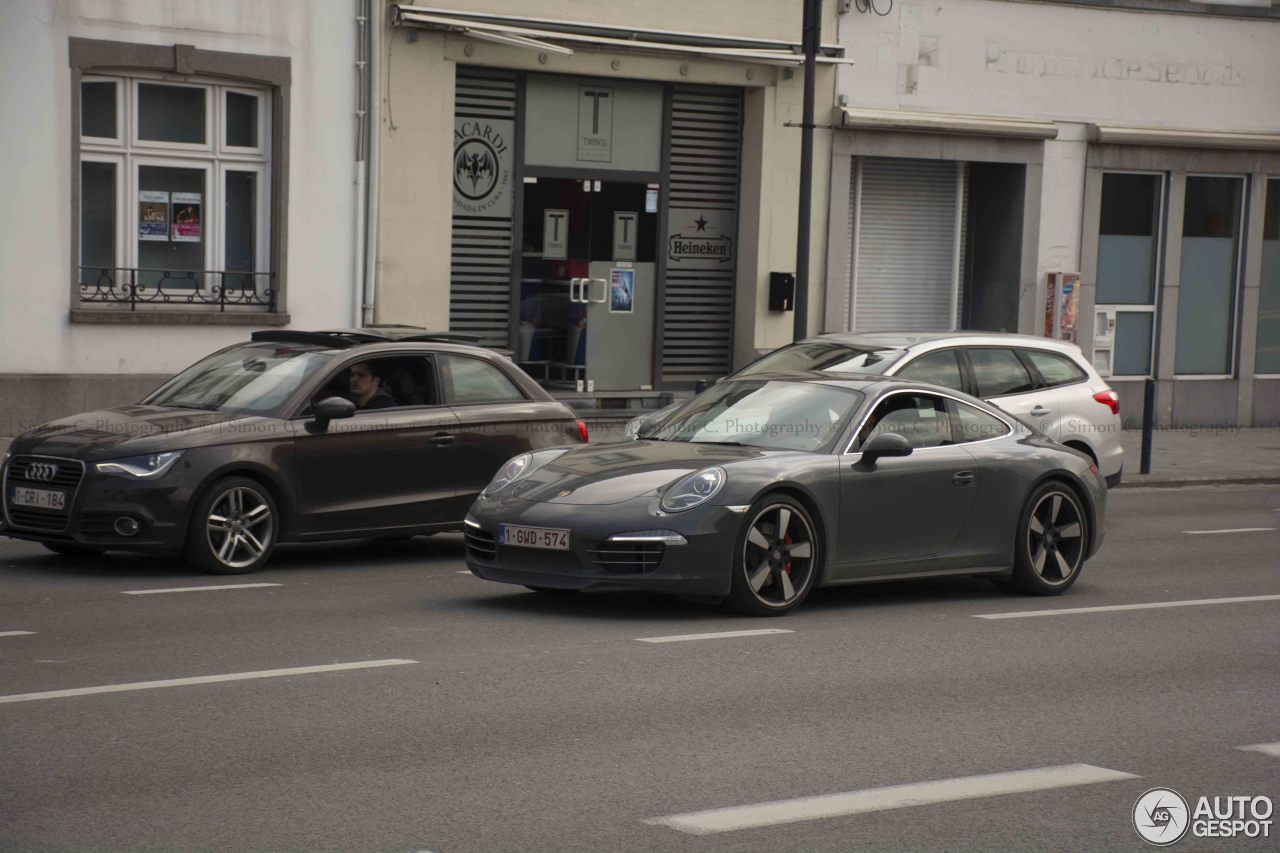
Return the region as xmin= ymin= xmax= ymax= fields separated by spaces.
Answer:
xmin=668 ymin=234 xmax=733 ymax=264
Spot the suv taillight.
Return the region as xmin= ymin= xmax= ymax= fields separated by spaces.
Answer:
xmin=1093 ymin=390 xmax=1120 ymax=415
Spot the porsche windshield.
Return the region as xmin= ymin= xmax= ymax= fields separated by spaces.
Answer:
xmin=145 ymin=344 xmax=336 ymax=415
xmin=739 ymin=340 xmax=904 ymax=376
xmin=651 ymin=380 xmax=863 ymax=452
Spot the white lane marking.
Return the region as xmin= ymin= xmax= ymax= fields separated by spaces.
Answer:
xmin=456 ymin=570 xmax=474 ymax=575
xmin=0 ymin=631 xmax=35 ymax=638
xmin=0 ymin=659 xmax=417 ymax=705
xmin=646 ymin=764 xmax=1138 ymax=835
xmin=1237 ymin=742 xmax=1280 ymax=758
xmin=122 ymin=583 xmax=282 ymax=595
xmin=1184 ymin=527 xmax=1275 ymax=535
xmin=636 ymin=628 xmax=795 ymax=644
xmin=975 ymin=594 xmax=1280 ymax=620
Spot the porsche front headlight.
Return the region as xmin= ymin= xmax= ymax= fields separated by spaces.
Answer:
xmin=660 ymin=466 xmax=725 ymax=512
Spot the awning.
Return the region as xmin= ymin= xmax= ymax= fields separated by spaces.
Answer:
xmin=1092 ymin=124 xmax=1280 ymax=151
xmin=839 ymin=106 xmax=1059 ymax=140
xmin=392 ymin=4 xmax=850 ymax=66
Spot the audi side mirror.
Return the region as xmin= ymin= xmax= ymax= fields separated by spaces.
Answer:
xmin=858 ymin=433 xmax=913 ymax=464
xmin=311 ymin=396 xmax=356 ymax=431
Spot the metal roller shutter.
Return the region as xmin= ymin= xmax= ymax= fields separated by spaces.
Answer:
xmin=449 ymin=68 xmax=516 ymax=347
xmin=852 ymin=158 xmax=959 ymax=332
xmin=661 ymin=85 xmax=742 ymax=383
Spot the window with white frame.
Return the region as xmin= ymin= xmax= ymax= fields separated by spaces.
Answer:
xmin=78 ymin=74 xmax=271 ymax=304
xmin=1092 ymin=172 xmax=1163 ymax=378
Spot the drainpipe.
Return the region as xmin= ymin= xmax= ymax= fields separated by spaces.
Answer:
xmin=792 ymin=0 xmax=820 ymax=341
xmin=353 ymin=0 xmax=370 ymax=327
xmin=362 ymin=0 xmax=382 ymax=326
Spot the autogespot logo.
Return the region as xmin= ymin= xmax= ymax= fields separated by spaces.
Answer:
xmin=1134 ymin=788 xmax=1191 ymax=846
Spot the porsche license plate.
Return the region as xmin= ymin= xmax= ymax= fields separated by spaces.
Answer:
xmin=11 ymin=487 xmax=66 ymax=511
xmin=500 ymin=524 xmax=570 ymax=551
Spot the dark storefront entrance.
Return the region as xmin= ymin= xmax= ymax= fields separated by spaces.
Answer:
xmin=518 ymin=177 xmax=659 ymax=390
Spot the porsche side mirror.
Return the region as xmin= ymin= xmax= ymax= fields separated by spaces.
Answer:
xmin=311 ymin=396 xmax=356 ymax=431
xmin=859 ymin=433 xmax=913 ymax=463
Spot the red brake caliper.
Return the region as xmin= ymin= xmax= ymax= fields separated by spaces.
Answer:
xmin=783 ymin=533 xmax=794 ymax=574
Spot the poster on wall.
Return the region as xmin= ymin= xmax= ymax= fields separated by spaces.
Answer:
xmin=138 ymin=191 xmax=169 ymax=241
xmin=1044 ymin=272 xmax=1080 ymax=342
xmin=171 ymin=193 xmax=203 ymax=242
xmin=610 ymin=268 xmax=634 ymax=313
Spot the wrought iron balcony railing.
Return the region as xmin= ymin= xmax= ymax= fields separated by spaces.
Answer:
xmin=78 ymin=267 xmax=276 ymax=311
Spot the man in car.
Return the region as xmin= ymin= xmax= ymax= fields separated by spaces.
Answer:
xmin=348 ymin=361 xmax=395 ymax=410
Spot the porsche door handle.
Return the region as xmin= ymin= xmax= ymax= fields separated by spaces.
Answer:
xmin=430 ymin=432 xmax=456 ymax=446
xmin=952 ymin=471 xmax=975 ymax=486
xmin=1030 ymin=405 xmax=1051 ymax=417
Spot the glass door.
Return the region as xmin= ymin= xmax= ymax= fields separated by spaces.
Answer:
xmin=519 ymin=178 xmax=658 ymax=390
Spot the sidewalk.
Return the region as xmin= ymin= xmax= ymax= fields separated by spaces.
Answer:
xmin=2 ymin=429 xmax=1277 ymax=488
xmin=1116 ymin=426 xmax=1280 ymax=488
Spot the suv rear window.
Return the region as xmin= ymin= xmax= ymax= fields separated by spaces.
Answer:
xmin=1022 ymin=349 xmax=1087 ymax=387
xmin=967 ymin=348 xmax=1034 ymax=397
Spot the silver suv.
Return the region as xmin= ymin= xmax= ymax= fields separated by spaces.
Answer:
xmin=626 ymin=332 xmax=1124 ymax=486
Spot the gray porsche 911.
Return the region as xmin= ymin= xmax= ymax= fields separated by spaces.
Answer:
xmin=464 ymin=373 xmax=1107 ymax=615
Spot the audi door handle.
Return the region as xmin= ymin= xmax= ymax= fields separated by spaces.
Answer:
xmin=952 ymin=471 xmax=975 ymax=486
xmin=430 ymin=432 xmax=456 ymax=446
xmin=1030 ymin=405 xmax=1051 ymax=417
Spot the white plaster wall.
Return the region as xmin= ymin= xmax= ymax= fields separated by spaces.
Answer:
xmin=0 ymin=0 xmax=358 ymax=375
xmin=836 ymin=0 xmax=1280 ymax=131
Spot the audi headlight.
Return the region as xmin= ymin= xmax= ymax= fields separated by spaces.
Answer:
xmin=660 ymin=466 xmax=725 ymax=513
xmin=95 ymin=450 xmax=185 ymax=480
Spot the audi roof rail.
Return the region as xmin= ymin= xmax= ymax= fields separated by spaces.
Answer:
xmin=249 ymin=330 xmax=379 ymax=348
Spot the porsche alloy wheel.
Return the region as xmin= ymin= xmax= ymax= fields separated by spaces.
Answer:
xmin=728 ymin=495 xmax=820 ymax=616
xmin=1012 ymin=483 xmax=1087 ymax=594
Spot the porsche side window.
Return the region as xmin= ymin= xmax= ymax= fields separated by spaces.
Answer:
xmin=858 ymin=394 xmax=951 ymax=450
xmin=955 ymin=403 xmax=1010 ymax=443
xmin=894 ymin=350 xmax=964 ymax=391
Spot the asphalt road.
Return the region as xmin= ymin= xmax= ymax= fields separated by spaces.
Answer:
xmin=1 ymin=485 xmax=1278 ymax=852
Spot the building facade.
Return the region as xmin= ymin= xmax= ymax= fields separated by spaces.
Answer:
xmin=371 ymin=2 xmax=840 ymax=391
xmin=0 ymin=0 xmax=361 ymax=433
xmin=825 ymin=0 xmax=1280 ymax=427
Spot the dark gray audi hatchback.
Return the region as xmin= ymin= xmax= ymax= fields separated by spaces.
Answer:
xmin=1 ymin=329 xmax=586 ymax=573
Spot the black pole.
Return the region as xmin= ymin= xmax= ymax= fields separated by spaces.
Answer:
xmin=793 ymin=0 xmax=820 ymax=342
xmin=1140 ymin=377 xmax=1156 ymax=474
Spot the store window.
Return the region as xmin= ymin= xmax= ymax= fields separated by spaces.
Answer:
xmin=1256 ymin=180 xmax=1280 ymax=375
xmin=77 ymin=70 xmax=273 ymax=309
xmin=1175 ymin=176 xmax=1245 ymax=376
xmin=1094 ymin=173 xmax=1163 ymax=377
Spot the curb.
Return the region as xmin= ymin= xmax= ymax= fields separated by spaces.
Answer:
xmin=1114 ymin=476 xmax=1280 ymax=489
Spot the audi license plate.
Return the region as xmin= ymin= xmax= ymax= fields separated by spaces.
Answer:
xmin=11 ymin=487 xmax=66 ymax=511
xmin=499 ymin=524 xmax=570 ymax=551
